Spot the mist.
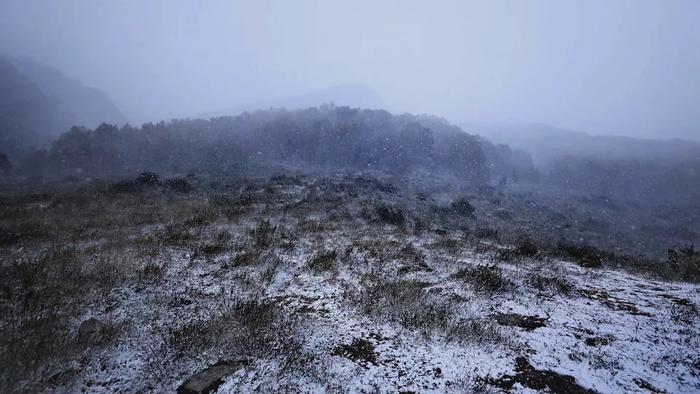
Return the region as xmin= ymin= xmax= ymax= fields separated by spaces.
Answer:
xmin=4 ymin=2 xmax=700 ymax=392
xmin=1 ymin=0 xmax=698 ymax=139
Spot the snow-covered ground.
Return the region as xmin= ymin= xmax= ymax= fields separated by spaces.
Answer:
xmin=3 ymin=175 xmax=699 ymax=393
xmin=63 ymin=229 xmax=699 ymax=393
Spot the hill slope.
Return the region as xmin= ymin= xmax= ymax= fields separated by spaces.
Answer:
xmin=1 ymin=173 xmax=697 ymax=393
xmin=0 ymin=55 xmax=127 ymax=152
xmin=463 ymin=122 xmax=700 ymax=166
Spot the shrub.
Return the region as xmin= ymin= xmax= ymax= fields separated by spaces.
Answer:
xmin=136 ymin=171 xmax=160 ymax=185
xmin=393 ymin=244 xmax=426 ymax=265
xmin=556 ymin=243 xmax=603 ymax=268
xmin=109 ymin=180 xmax=142 ymax=194
xmin=332 ymin=338 xmax=378 ymax=365
xmin=159 ymin=223 xmax=195 ymax=244
xmin=455 ymin=264 xmax=511 ymax=295
xmin=230 ymin=251 xmax=260 ymax=267
xmin=516 ymin=239 xmax=539 ymax=257
xmin=139 ymin=262 xmax=166 ymax=281
xmin=250 ymin=220 xmax=276 ymax=249
xmin=357 ymin=280 xmax=443 ymax=331
xmin=474 ymin=226 xmax=498 ymax=240
xmin=667 ymin=245 xmax=700 ymax=282
xmin=0 ymin=220 xmax=50 ymax=246
xmin=163 ymin=299 xmax=301 ymax=363
xmin=375 ymin=205 xmax=405 ymax=226
xmin=355 ymin=279 xmax=504 ymax=343
xmin=451 ymin=198 xmax=475 ymax=217
xmin=527 ymin=271 xmax=573 ymax=295
xmin=353 ymin=176 xmax=397 ymax=194
xmin=0 ymin=151 xmax=10 ymax=174
xmin=308 ymin=250 xmax=337 ymax=272
xmin=165 ymin=178 xmax=193 ymax=193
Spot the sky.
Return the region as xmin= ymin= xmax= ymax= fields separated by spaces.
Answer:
xmin=1 ymin=0 xmax=699 ymax=140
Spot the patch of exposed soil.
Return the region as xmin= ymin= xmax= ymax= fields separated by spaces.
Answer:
xmin=634 ymin=378 xmax=666 ymax=393
xmin=493 ymin=313 xmax=547 ymax=331
xmin=484 ymin=357 xmax=597 ymax=394
xmin=659 ymin=293 xmax=693 ymax=307
xmin=580 ymin=287 xmax=651 ymax=316
xmin=584 ymin=336 xmax=612 ymax=347
xmin=331 ymin=338 xmax=378 ymax=366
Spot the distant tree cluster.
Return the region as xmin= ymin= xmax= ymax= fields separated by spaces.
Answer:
xmin=15 ymin=106 xmax=531 ymax=186
xmin=478 ymin=138 xmax=539 ymax=184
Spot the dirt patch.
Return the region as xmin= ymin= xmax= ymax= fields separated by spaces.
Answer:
xmin=332 ymin=338 xmax=378 ymax=366
xmin=580 ymin=287 xmax=651 ymax=316
xmin=484 ymin=357 xmax=597 ymax=393
xmin=659 ymin=294 xmax=693 ymax=307
xmin=633 ymin=378 xmax=666 ymax=393
xmin=493 ymin=313 xmax=547 ymax=331
xmin=584 ymin=336 xmax=612 ymax=347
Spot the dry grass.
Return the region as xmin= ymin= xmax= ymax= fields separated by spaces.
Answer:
xmin=354 ymin=279 xmax=505 ymax=344
xmin=454 ymin=264 xmax=513 ymax=295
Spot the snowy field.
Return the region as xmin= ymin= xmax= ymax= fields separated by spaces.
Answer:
xmin=1 ymin=173 xmax=698 ymax=393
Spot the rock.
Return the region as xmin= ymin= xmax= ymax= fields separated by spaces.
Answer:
xmin=176 ymin=360 xmax=249 ymax=394
xmin=77 ymin=318 xmax=109 ymax=345
xmin=493 ymin=313 xmax=547 ymax=331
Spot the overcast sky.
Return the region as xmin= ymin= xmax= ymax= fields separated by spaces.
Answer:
xmin=1 ymin=0 xmax=698 ymax=139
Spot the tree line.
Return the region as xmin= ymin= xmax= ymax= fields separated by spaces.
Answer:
xmin=9 ymin=105 xmax=535 ymax=185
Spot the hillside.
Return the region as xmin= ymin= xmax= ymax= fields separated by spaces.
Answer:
xmin=1 ymin=172 xmax=698 ymax=393
xmin=0 ymin=55 xmax=127 ymax=152
xmin=463 ymin=122 xmax=700 ymax=166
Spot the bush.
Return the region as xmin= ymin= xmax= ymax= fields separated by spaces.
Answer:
xmin=516 ymin=239 xmax=539 ymax=257
xmin=451 ymin=198 xmax=475 ymax=217
xmin=474 ymin=226 xmax=498 ymax=240
xmin=109 ymin=180 xmax=142 ymax=194
xmin=354 ymin=176 xmax=397 ymax=194
xmin=667 ymin=245 xmax=700 ymax=282
xmin=250 ymin=220 xmax=276 ymax=249
xmin=527 ymin=271 xmax=573 ymax=295
xmin=308 ymin=250 xmax=337 ymax=272
xmin=165 ymin=178 xmax=193 ymax=193
xmin=358 ymin=280 xmax=445 ymax=331
xmin=556 ymin=243 xmax=603 ymax=268
xmin=109 ymin=172 xmax=161 ymax=193
xmin=375 ymin=205 xmax=405 ymax=226
xmin=0 ymin=151 xmax=11 ymax=174
xmin=355 ymin=279 xmax=504 ymax=343
xmin=455 ymin=264 xmax=511 ymax=295
xmin=136 ymin=171 xmax=160 ymax=185
xmin=164 ymin=299 xmax=301 ymax=362
xmin=393 ymin=244 xmax=426 ymax=266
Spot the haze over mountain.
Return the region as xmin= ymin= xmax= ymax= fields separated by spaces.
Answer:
xmin=2 ymin=1 xmax=698 ymax=140
xmin=197 ymin=84 xmax=385 ymax=119
xmin=463 ymin=122 xmax=700 ymax=167
xmin=2 ymin=3 xmax=700 ymax=393
xmin=0 ymin=55 xmax=127 ymax=151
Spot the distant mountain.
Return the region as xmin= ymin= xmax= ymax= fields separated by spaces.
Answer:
xmin=197 ymin=83 xmax=385 ymax=119
xmin=462 ymin=122 xmax=700 ymax=166
xmin=0 ymin=55 xmax=127 ymax=152
xmin=0 ymin=57 xmax=60 ymax=151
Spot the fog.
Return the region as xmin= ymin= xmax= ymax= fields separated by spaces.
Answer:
xmin=1 ymin=0 xmax=699 ymax=140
